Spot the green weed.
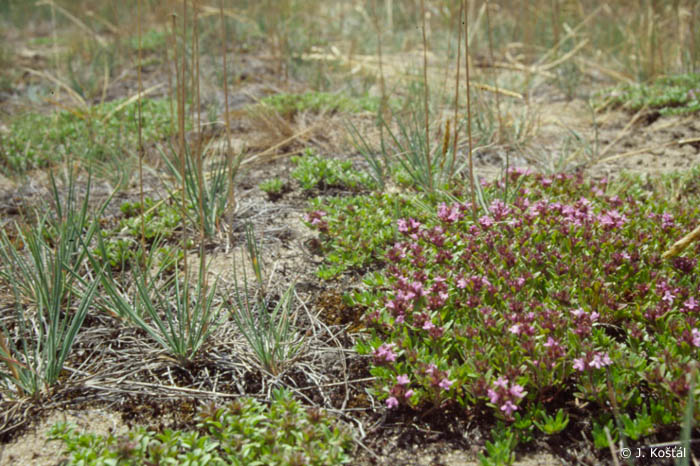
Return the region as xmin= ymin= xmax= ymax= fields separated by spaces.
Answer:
xmin=259 ymin=177 xmax=286 ymax=200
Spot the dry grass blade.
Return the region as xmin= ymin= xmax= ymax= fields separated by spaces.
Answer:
xmin=662 ymin=224 xmax=700 ymax=260
xmin=538 ymin=38 xmax=589 ymax=72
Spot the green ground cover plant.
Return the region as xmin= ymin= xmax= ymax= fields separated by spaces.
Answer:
xmin=50 ymin=388 xmax=353 ymax=465
xmin=307 ymin=167 xmax=700 ymax=454
xmin=127 ymin=28 xmax=167 ymax=53
xmin=598 ymin=73 xmax=700 ymax=116
xmin=303 ymin=192 xmax=427 ymax=279
xmin=1 ymin=97 xmax=177 ymax=174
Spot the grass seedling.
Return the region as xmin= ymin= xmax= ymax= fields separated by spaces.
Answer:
xmin=230 ymin=224 xmax=303 ymax=376
xmin=379 ymin=101 xmax=466 ymax=194
xmin=159 ymin=140 xmax=236 ymax=238
xmin=346 ymin=118 xmax=387 ymax=192
xmin=86 ymin=234 xmax=221 ymax=364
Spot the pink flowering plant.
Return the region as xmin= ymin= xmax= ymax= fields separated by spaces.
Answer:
xmin=308 ymin=168 xmax=700 ymax=442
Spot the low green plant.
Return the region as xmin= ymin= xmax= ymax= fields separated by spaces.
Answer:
xmin=592 ymin=417 xmax=617 ymax=449
xmin=619 ymin=406 xmax=654 ymax=441
xmin=128 ymin=28 xmax=167 ymax=53
xmin=95 ymin=236 xmax=140 ymax=271
xmin=1 ymin=97 xmax=178 ymax=174
xmin=597 ymin=73 xmax=700 ymax=116
xmin=302 ymin=192 xmax=425 ymax=278
xmin=259 ymin=177 xmax=286 ymax=199
xmin=230 ymin=224 xmax=304 ymax=376
xmin=50 ymin=388 xmax=353 ymax=465
xmin=0 ymin=172 xmax=107 ymax=397
xmin=119 ymin=197 xmax=183 ymax=240
xmin=291 ymin=148 xmax=377 ymax=192
xmin=94 ymin=198 xmax=187 ymax=270
xmin=533 ymin=408 xmax=569 ymax=435
xmin=479 ymin=425 xmax=517 ymax=466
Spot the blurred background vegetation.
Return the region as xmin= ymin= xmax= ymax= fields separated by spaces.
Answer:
xmin=0 ymin=0 xmax=698 ymax=179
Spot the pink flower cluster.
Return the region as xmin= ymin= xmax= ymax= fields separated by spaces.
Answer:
xmin=397 ymin=217 xmax=422 ymax=239
xmin=508 ymin=310 xmax=536 ymax=336
xmin=570 ymin=307 xmax=599 ymax=336
xmin=425 ymin=363 xmax=454 ymax=392
xmin=507 ymin=166 xmax=532 ymax=181
xmin=373 ymin=343 xmax=397 ymax=364
xmin=384 ymin=275 xmax=427 ymax=323
xmin=573 ymin=351 xmax=612 ymax=371
xmin=489 ymin=199 xmax=512 ymax=221
xmin=684 ymin=296 xmax=699 ymax=313
xmin=597 ymin=209 xmax=628 ymax=230
xmin=437 ymin=202 xmax=463 ymax=223
xmin=487 ymin=376 xmax=526 ymax=417
xmin=386 ymin=373 xmax=414 ymax=409
xmin=541 ymin=336 xmax=566 ymax=368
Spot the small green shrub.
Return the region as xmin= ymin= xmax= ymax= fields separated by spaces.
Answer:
xmin=302 ymin=192 xmax=426 ymax=278
xmin=128 ymin=28 xmax=167 ymax=52
xmin=94 ymin=197 xmax=192 ymax=272
xmin=50 ymin=389 xmax=353 ymax=465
